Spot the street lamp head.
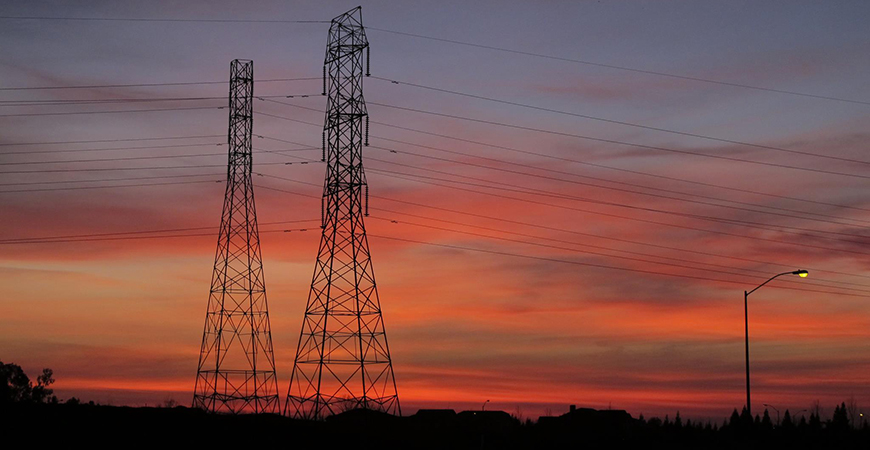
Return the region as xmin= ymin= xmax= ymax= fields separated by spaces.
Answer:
xmin=792 ymin=270 xmax=808 ymax=278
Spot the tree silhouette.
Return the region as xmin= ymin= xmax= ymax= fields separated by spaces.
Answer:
xmin=0 ymin=361 xmax=55 ymax=404
xmin=739 ymin=406 xmax=753 ymax=429
xmin=781 ymin=409 xmax=794 ymax=429
xmin=831 ymin=402 xmax=849 ymax=431
xmin=761 ymin=409 xmax=773 ymax=430
xmin=729 ymin=408 xmax=740 ymax=428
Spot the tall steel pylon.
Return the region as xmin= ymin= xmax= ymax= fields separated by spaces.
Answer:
xmin=193 ymin=59 xmax=280 ymax=414
xmin=285 ymin=7 xmax=400 ymax=420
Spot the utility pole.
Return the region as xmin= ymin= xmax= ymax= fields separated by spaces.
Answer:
xmin=286 ymin=7 xmax=400 ymax=420
xmin=193 ymin=59 xmax=280 ymax=414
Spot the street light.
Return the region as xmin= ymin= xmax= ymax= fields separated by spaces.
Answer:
xmin=744 ymin=270 xmax=808 ymax=417
xmin=763 ymin=403 xmax=780 ymax=425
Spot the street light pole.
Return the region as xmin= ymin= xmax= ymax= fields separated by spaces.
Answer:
xmin=744 ymin=270 xmax=808 ymax=418
xmin=745 ymin=289 xmax=751 ymax=417
xmin=763 ymin=403 xmax=781 ymax=425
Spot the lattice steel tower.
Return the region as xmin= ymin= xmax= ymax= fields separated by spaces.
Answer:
xmin=285 ymin=7 xmax=400 ymax=419
xmin=193 ymin=59 xmax=280 ymax=414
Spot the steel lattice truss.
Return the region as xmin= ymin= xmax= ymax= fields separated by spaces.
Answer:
xmin=286 ymin=7 xmax=400 ymax=420
xmin=193 ymin=59 xmax=280 ymax=414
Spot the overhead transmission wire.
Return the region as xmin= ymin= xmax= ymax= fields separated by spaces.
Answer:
xmin=0 ymin=173 xmax=222 ymax=188
xmin=363 ymin=166 xmax=870 ymax=255
xmin=0 ymin=144 xmax=317 ymax=166
xmin=362 ymin=156 xmax=870 ymax=246
xmin=251 ymin=180 xmax=870 ymax=298
xmin=365 ymin=140 xmax=870 ymax=228
xmin=370 ymin=76 xmax=870 ymax=166
xmin=0 ymin=134 xmax=224 ymax=147
xmin=364 ymin=26 xmax=870 ymax=107
xmin=370 ymin=190 xmax=870 ymax=283
xmin=0 ymin=77 xmax=320 ymax=91
xmin=254 ymin=105 xmax=870 ymax=237
xmin=0 ymin=161 xmax=318 ymax=193
xmin=0 ymin=105 xmax=223 ymax=118
xmin=367 ymin=135 xmax=870 ymax=227
xmin=0 ymin=160 xmax=291 ymax=175
xmin=0 ymin=94 xmax=321 ymax=106
xmin=13 ymin=118 xmax=860 ymax=292
xmin=13 ymin=97 xmax=860 ymax=229
xmin=27 ymin=136 xmax=865 ymax=290
xmin=372 ymin=117 xmax=870 ymax=214
xmin=366 ymin=146 xmax=870 ymax=236
xmin=0 ymin=141 xmax=223 ymax=155
xmin=365 ymin=215 xmax=870 ymax=295
xmin=0 ymin=81 xmax=860 ymax=288
xmin=255 ymin=113 xmax=870 ymax=257
xmin=1 ymin=16 xmax=859 ymax=104
xmin=0 ymin=16 xmax=329 ymax=24
xmin=0 ymin=150 xmax=229 ymax=165
xmin=255 ymin=170 xmax=870 ymax=284
xmin=0 ymin=219 xmax=320 ymax=245
xmin=365 ymin=101 xmax=870 ymax=180
xmin=260 ymin=98 xmax=870 ymax=213
xmin=368 ymin=232 xmax=870 ymax=299
xmin=0 ymin=178 xmax=224 ymax=194
xmin=363 ymin=206 xmax=870 ymax=293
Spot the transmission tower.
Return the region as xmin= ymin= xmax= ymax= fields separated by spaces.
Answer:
xmin=193 ymin=59 xmax=280 ymax=414
xmin=285 ymin=7 xmax=400 ymax=420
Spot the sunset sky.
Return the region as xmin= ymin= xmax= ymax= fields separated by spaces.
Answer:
xmin=2 ymin=1 xmax=869 ymax=421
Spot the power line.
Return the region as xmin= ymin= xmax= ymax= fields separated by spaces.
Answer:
xmin=0 ymin=134 xmax=223 ymax=147
xmin=368 ymin=191 xmax=870 ymax=284
xmin=366 ymin=101 xmax=870 ymax=180
xmin=0 ymin=146 xmax=316 ymax=166
xmin=0 ymin=94 xmax=319 ymax=106
xmin=367 ymin=141 xmax=870 ymax=228
xmin=0 ymin=151 xmax=231 ymax=166
xmin=259 ymin=181 xmax=832 ymax=290
xmin=365 ymin=26 xmax=870 ymax=107
xmin=0 ymin=225 xmax=317 ymax=244
xmin=364 ymin=163 xmax=870 ymax=246
xmin=256 ymin=106 xmax=870 ymax=239
xmin=255 ymin=107 xmax=870 ymax=235
xmin=0 ymin=219 xmax=317 ymax=244
xmin=0 ymin=161 xmax=290 ymax=174
xmin=371 ymin=76 xmax=870 ymax=166
xmin=363 ymin=167 xmax=870 ymax=257
xmin=4 ymin=16 xmax=864 ymax=104
xmin=258 ymin=167 xmax=866 ymax=297
xmin=373 ymin=120 xmax=870 ymax=214
xmin=364 ymin=209 xmax=870 ymax=293
xmin=255 ymin=110 xmax=870 ymax=249
xmin=0 ymin=105 xmax=222 ymax=118
xmin=366 ymin=233 xmax=870 ymax=298
xmin=1 ymin=142 xmax=223 ymax=156
xmin=254 ymin=172 xmax=870 ymax=284
xmin=0 ymin=77 xmax=319 ymax=91
xmin=366 ymin=159 xmax=870 ymax=244
xmin=260 ymin=99 xmax=870 ymax=213
xmin=0 ymin=178 xmax=222 ymax=194
xmin=0 ymin=16 xmax=329 ymax=24
xmin=0 ymin=173 xmax=222 ymax=187
xmin=253 ymin=141 xmax=870 ymax=249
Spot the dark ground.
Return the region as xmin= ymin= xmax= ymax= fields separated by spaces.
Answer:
xmin=2 ymin=402 xmax=868 ymax=449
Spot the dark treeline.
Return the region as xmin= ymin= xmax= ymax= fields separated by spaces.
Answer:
xmin=2 ymin=401 xmax=868 ymax=449
xmin=2 ymin=362 xmax=868 ymax=448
